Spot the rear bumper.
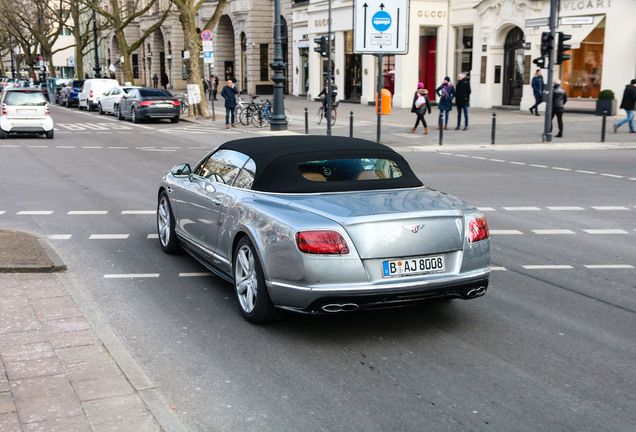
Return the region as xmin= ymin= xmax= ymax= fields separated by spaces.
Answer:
xmin=0 ymin=117 xmax=54 ymax=134
xmin=138 ymin=106 xmax=180 ymax=119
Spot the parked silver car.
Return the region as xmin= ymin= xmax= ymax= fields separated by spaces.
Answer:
xmin=157 ymin=137 xmax=491 ymax=323
xmin=0 ymin=88 xmax=54 ymax=139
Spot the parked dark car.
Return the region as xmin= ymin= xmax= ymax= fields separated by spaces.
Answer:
xmin=117 ymin=88 xmax=180 ymax=123
xmin=59 ymin=79 xmax=84 ymax=107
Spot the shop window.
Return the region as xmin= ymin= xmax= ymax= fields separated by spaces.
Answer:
xmin=382 ymin=55 xmax=395 ymax=95
xmin=344 ymin=31 xmax=362 ymax=100
xmin=132 ymin=54 xmax=139 ymax=79
xmin=562 ymin=20 xmax=604 ymax=99
xmin=260 ymin=44 xmax=269 ymax=81
xmin=455 ymin=27 xmax=473 ymax=77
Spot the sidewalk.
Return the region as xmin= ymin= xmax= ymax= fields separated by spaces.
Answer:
xmin=197 ymin=94 xmax=636 ymax=149
xmin=0 ymin=230 xmax=185 ymax=432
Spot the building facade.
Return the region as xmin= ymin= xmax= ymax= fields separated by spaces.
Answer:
xmin=292 ymin=0 xmax=636 ymax=111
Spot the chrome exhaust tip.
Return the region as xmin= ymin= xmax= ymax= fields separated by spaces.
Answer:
xmin=464 ymin=285 xmax=487 ymax=299
xmin=321 ymin=303 xmax=360 ymax=313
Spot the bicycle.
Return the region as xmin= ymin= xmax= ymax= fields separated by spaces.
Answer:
xmin=316 ymin=100 xmax=337 ymax=126
xmin=252 ymin=99 xmax=293 ymax=128
xmin=237 ymin=95 xmax=261 ymax=126
xmin=178 ymin=93 xmax=190 ymax=115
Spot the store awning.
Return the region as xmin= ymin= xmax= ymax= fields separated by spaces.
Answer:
xmin=559 ymin=15 xmax=603 ymax=49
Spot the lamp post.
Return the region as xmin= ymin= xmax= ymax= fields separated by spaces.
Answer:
xmin=92 ymin=4 xmax=101 ymax=78
xmin=8 ymin=33 xmax=16 ymax=79
xmin=269 ymin=0 xmax=287 ymax=131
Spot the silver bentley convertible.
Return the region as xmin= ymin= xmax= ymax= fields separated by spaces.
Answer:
xmin=157 ymin=136 xmax=490 ymax=323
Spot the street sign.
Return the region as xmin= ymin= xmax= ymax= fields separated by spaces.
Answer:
xmin=525 ymin=18 xmax=550 ymax=28
xmin=201 ymin=30 xmax=212 ymax=41
xmin=204 ymin=51 xmax=214 ymax=64
xmin=202 ymin=40 xmax=213 ymax=51
xmin=353 ymin=0 xmax=409 ymax=54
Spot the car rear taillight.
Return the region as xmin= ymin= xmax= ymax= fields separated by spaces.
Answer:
xmin=45 ymin=104 xmax=50 ymax=115
xmin=296 ymin=230 xmax=350 ymax=255
xmin=1 ymin=104 xmax=7 ymax=115
xmin=140 ymin=100 xmax=154 ymax=106
xmin=467 ymin=217 xmax=490 ymax=243
xmin=170 ymin=100 xmax=180 ymax=106
xmin=90 ymin=90 xmax=93 ymax=98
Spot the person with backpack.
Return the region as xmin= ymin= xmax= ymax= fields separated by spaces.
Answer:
xmin=435 ymin=76 xmax=455 ymax=130
xmin=411 ymin=82 xmax=432 ymax=134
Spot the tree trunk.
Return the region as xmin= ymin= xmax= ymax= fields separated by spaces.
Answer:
xmin=182 ymin=11 xmax=210 ymax=118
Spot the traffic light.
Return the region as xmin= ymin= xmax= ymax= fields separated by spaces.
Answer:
xmin=533 ymin=56 xmax=546 ymax=69
xmin=540 ymin=32 xmax=554 ymax=57
xmin=313 ymin=36 xmax=327 ymax=57
xmin=556 ymin=32 xmax=572 ymax=64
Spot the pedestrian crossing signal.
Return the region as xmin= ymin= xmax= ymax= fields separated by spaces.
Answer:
xmin=540 ymin=32 xmax=553 ymax=57
xmin=533 ymin=56 xmax=547 ymax=69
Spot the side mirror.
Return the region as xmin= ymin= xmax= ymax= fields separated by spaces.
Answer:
xmin=171 ymin=163 xmax=191 ymax=177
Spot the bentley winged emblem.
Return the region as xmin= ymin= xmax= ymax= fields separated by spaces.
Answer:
xmin=403 ymin=224 xmax=425 ymax=233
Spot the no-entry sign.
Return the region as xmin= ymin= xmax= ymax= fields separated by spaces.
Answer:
xmin=201 ymin=30 xmax=212 ymax=41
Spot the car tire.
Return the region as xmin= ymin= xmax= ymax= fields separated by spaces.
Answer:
xmin=157 ymin=191 xmax=179 ymax=254
xmin=233 ymin=237 xmax=284 ymax=323
xmin=116 ymin=105 xmax=124 ymax=120
xmin=171 ymin=116 xmax=179 ymax=123
xmin=131 ymin=108 xmax=140 ymax=123
xmin=98 ymin=103 xmax=104 ymax=114
xmin=45 ymin=129 xmax=54 ymax=139
xmin=0 ymin=129 xmax=7 ymax=140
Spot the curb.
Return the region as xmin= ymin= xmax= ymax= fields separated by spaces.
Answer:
xmin=0 ymin=228 xmax=67 ymax=273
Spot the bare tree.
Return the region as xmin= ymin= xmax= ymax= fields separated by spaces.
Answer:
xmin=172 ymin=0 xmax=227 ymax=117
xmin=86 ymin=0 xmax=172 ymax=84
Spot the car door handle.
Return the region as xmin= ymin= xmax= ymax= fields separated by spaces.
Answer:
xmin=211 ymin=197 xmax=222 ymax=206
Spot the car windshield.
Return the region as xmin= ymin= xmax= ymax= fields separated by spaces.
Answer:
xmin=71 ymin=80 xmax=84 ymax=87
xmin=139 ymin=89 xmax=171 ymax=97
xmin=4 ymin=91 xmax=47 ymax=106
xmin=298 ymin=158 xmax=403 ymax=182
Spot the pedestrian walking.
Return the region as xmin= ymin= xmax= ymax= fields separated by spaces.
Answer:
xmin=530 ymin=69 xmax=545 ymax=116
xmin=221 ymin=79 xmax=239 ymax=129
xmin=614 ymin=79 xmax=636 ymax=133
xmin=455 ymin=73 xmax=471 ymax=130
xmin=213 ymin=75 xmax=219 ymax=100
xmin=152 ymin=73 xmax=159 ymax=88
xmin=410 ymin=82 xmax=431 ymax=134
xmin=551 ymin=79 xmax=567 ymax=138
xmin=161 ymin=72 xmax=169 ymax=89
xmin=435 ymin=76 xmax=455 ymax=130
xmin=202 ymin=76 xmax=209 ymax=97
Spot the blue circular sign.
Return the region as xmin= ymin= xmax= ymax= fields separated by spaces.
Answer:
xmin=372 ymin=11 xmax=391 ymax=32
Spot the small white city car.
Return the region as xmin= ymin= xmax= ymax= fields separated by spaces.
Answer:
xmin=0 ymin=88 xmax=54 ymax=139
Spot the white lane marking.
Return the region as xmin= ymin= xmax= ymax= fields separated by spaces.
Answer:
xmin=489 ymin=159 xmax=506 ymax=163
xmin=575 ymin=170 xmax=597 ymax=174
xmin=83 ymin=146 xmax=103 ymax=149
xmin=503 ymin=207 xmax=541 ymax=211
xmin=477 ymin=207 xmax=496 ymax=212
xmin=147 ymin=234 xmax=159 ymax=239
xmin=510 ymin=161 xmax=527 ymax=165
xmin=491 ymin=267 xmax=507 ymax=271
xmin=122 ymin=210 xmax=155 ymax=215
xmin=67 ymin=210 xmax=109 ymax=215
xmin=523 ymin=265 xmax=574 ymax=269
xmin=108 ymin=146 xmax=128 ymax=149
xmin=0 ymin=211 xmax=5 ymax=215
xmin=56 ymin=146 xmax=76 ymax=149
xmin=591 ymin=206 xmax=628 ymax=210
xmin=551 ymin=167 xmax=572 ymax=171
xmin=28 ymin=145 xmax=48 ymax=148
xmin=490 ymin=230 xmax=523 ymax=235
xmin=547 ymin=206 xmax=585 ymax=211
xmin=179 ymin=273 xmax=213 ymax=277
xmin=104 ymin=274 xmax=160 ymax=278
xmin=583 ymin=229 xmax=628 ymax=234
xmin=89 ymin=234 xmax=130 ymax=239
xmin=48 ymin=234 xmax=72 ymax=240
xmin=529 ymin=164 xmax=548 ymax=168
xmin=471 ymin=156 xmax=487 ymax=160
xmin=1 ymin=144 xmax=21 ymax=148
xmin=600 ymin=173 xmax=624 ymax=179
xmin=141 ymin=148 xmax=177 ymax=152
xmin=531 ymin=229 xmax=575 ymax=235
xmin=584 ymin=265 xmax=634 ymax=269
xmin=454 ymin=154 xmax=470 ymax=158
xmin=630 ymin=178 xmax=636 ymax=181
xmin=18 ymin=211 xmax=53 ymax=215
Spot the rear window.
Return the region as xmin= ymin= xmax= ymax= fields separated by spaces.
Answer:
xmin=298 ymin=158 xmax=403 ymax=182
xmin=71 ymin=80 xmax=84 ymax=87
xmin=139 ymin=89 xmax=171 ymax=97
xmin=4 ymin=91 xmax=47 ymax=106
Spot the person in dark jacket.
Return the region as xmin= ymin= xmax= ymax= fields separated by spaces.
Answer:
xmin=152 ymin=73 xmax=159 ymax=88
xmin=455 ymin=73 xmax=471 ymax=130
xmin=614 ymin=79 xmax=636 ymax=133
xmin=530 ymin=69 xmax=545 ymax=116
xmin=410 ymin=82 xmax=432 ymax=134
xmin=551 ymin=79 xmax=567 ymax=138
xmin=161 ymin=72 xmax=169 ymax=89
xmin=435 ymin=76 xmax=455 ymax=130
xmin=221 ymin=79 xmax=239 ymax=128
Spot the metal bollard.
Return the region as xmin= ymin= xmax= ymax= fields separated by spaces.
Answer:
xmin=438 ymin=112 xmax=444 ymax=146
xmin=491 ymin=112 xmax=497 ymax=145
xmin=601 ymin=110 xmax=607 ymax=142
xmin=349 ymin=111 xmax=354 ymax=137
xmin=304 ymin=107 xmax=308 ymax=135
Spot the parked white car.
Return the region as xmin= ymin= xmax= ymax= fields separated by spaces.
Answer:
xmin=98 ymin=86 xmax=140 ymax=115
xmin=78 ymin=78 xmax=119 ymax=111
xmin=0 ymin=88 xmax=54 ymax=139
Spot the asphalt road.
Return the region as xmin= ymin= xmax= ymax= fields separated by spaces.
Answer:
xmin=1 ymin=104 xmax=635 ymax=431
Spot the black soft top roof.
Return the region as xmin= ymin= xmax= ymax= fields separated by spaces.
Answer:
xmin=217 ymin=136 xmax=423 ymax=193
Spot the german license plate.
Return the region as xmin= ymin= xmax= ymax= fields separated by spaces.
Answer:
xmin=17 ymin=109 xmax=36 ymax=114
xmin=382 ymin=255 xmax=445 ymax=277
xmin=157 ymin=103 xmax=173 ymax=108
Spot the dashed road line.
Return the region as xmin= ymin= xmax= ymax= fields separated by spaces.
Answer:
xmin=546 ymin=206 xmax=585 ymax=211
xmin=48 ymin=234 xmax=72 ymax=240
xmin=104 ymin=274 xmax=160 ymax=279
xmin=523 ymin=265 xmax=574 ymax=269
xmin=490 ymin=230 xmax=523 ymax=235
xmin=591 ymin=206 xmax=628 ymax=211
xmin=502 ymin=206 xmax=541 ymax=211
xmin=89 ymin=234 xmax=130 ymax=239
xmin=68 ymin=210 xmax=109 ymax=215
xmin=179 ymin=273 xmax=213 ymax=277
xmin=584 ymin=264 xmax=634 ymax=269
xmin=17 ymin=210 xmax=53 ymax=215
xmin=583 ymin=229 xmax=628 ymax=234
xmin=531 ymin=229 xmax=575 ymax=235
xmin=121 ymin=210 xmax=155 ymax=215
